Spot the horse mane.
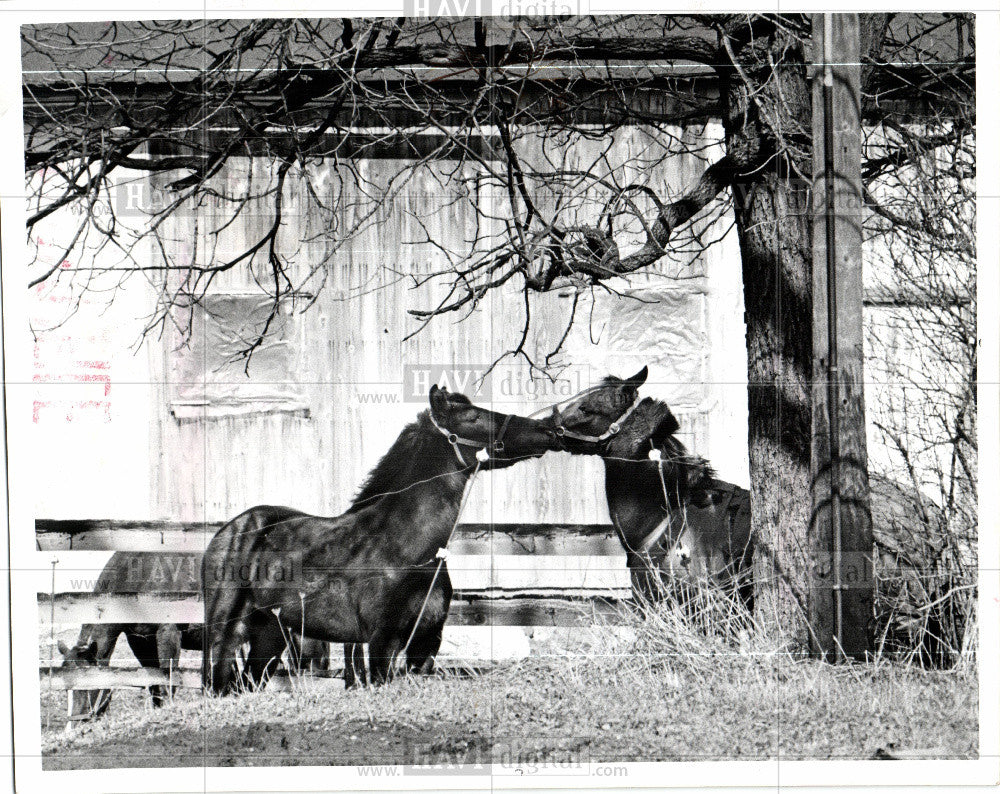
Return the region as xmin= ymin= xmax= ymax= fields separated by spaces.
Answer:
xmin=346 ymin=410 xmax=452 ymax=512
xmin=603 ymin=397 xmax=681 ymax=459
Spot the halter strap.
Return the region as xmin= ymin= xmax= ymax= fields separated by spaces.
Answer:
xmin=428 ymin=411 xmax=475 ymax=464
xmin=639 ymin=515 xmax=673 ymax=553
xmin=492 ymin=413 xmax=512 ymax=454
xmin=553 ymin=392 xmax=642 ymax=443
xmin=428 ymin=409 xmax=514 ymax=465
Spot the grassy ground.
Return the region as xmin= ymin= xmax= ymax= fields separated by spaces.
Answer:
xmin=40 ymin=614 xmax=978 ymax=770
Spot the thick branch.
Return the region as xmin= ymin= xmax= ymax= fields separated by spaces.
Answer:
xmin=526 ymin=149 xmax=744 ymax=289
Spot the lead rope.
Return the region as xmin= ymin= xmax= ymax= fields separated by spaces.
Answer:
xmin=397 ymin=451 xmax=487 ymax=665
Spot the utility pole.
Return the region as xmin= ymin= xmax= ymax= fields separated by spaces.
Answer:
xmin=808 ymin=13 xmax=874 ymax=661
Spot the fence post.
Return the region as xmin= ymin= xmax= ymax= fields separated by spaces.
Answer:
xmin=808 ymin=13 xmax=874 ymax=661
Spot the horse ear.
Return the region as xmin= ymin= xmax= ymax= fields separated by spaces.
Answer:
xmin=626 ymin=365 xmax=648 ymax=387
xmin=428 ymin=384 xmax=450 ymax=417
xmin=57 ymin=640 xmax=69 ymax=657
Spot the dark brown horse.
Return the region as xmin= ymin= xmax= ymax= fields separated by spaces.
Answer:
xmin=201 ymin=387 xmax=558 ymax=693
xmin=57 ymin=551 xmax=329 ymax=720
xmin=550 ymin=373 xmax=752 ymax=607
xmin=339 ymin=369 xmax=653 ymax=687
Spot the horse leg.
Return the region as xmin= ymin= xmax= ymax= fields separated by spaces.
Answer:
xmin=343 ymin=643 xmax=367 ymax=689
xmin=298 ymin=638 xmax=329 ymax=673
xmin=367 ymin=633 xmax=402 ymax=686
xmin=90 ymin=630 xmax=118 ymax=719
xmin=287 ymin=635 xmax=328 ymax=674
xmin=155 ymin=624 xmax=183 ymax=703
xmin=125 ymin=631 xmax=169 ymax=708
xmin=242 ymin=613 xmax=287 ymax=690
xmin=405 ymin=626 xmax=443 ymax=676
xmin=401 ymin=564 xmax=451 ymax=676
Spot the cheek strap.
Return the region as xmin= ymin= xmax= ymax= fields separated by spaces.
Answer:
xmin=428 ymin=410 xmax=506 ymax=465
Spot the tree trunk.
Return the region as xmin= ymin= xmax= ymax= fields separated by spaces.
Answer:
xmin=721 ymin=23 xmax=816 ymax=649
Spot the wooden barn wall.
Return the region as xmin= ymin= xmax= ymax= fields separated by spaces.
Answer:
xmin=29 ymin=124 xmax=748 ymax=523
xmin=148 ymin=125 xmax=746 ymax=524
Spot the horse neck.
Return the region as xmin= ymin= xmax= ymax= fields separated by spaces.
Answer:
xmin=383 ymin=462 xmax=472 ymax=563
xmin=604 ymin=457 xmax=680 ymax=551
xmin=602 ymin=408 xmax=691 ymax=550
xmin=349 ymin=415 xmax=474 ymax=563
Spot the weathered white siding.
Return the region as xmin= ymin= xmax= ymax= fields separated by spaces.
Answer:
xmin=30 ymin=124 xmax=749 ymax=523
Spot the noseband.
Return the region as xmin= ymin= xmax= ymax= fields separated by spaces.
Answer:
xmin=429 ymin=411 xmax=514 ymax=465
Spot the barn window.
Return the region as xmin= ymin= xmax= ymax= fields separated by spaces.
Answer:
xmin=167 ymin=293 xmax=309 ymax=420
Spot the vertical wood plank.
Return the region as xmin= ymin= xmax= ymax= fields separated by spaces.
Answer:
xmin=809 ymin=14 xmax=874 ymax=661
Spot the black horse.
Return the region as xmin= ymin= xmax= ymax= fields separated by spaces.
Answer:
xmin=201 ymin=386 xmax=558 ymax=693
xmin=550 ymin=372 xmax=752 ymax=607
xmin=57 ymin=551 xmax=330 ymax=720
xmin=339 ymin=369 xmax=653 ymax=687
xmin=56 ymin=556 xmax=203 ymax=720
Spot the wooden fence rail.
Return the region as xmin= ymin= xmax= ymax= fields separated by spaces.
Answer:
xmin=37 ymin=519 xmax=634 ymax=691
xmin=35 ymin=520 xmax=624 ymax=556
xmin=38 ymin=591 xmax=626 ymax=627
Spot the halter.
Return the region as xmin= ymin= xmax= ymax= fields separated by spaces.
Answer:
xmin=552 ymin=391 xmax=642 ymax=444
xmin=428 ymin=410 xmax=513 ymax=465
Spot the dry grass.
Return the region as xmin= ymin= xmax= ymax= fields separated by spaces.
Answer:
xmin=489 ymin=590 xmax=977 ymax=762
xmin=40 ymin=589 xmax=978 ymax=769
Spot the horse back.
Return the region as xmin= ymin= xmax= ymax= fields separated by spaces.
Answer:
xmin=98 ymin=550 xmax=200 ymax=594
xmin=203 ymin=504 xmax=365 ymax=582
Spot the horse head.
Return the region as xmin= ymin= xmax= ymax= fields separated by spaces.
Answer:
xmin=598 ymin=396 xmax=733 ymax=581
xmin=57 ymin=638 xmax=112 ymax=720
xmin=546 ymin=366 xmax=648 ymax=453
xmin=428 ymin=385 xmax=556 ymax=469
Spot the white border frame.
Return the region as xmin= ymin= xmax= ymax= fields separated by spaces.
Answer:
xmin=1 ymin=3 xmax=997 ymax=793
